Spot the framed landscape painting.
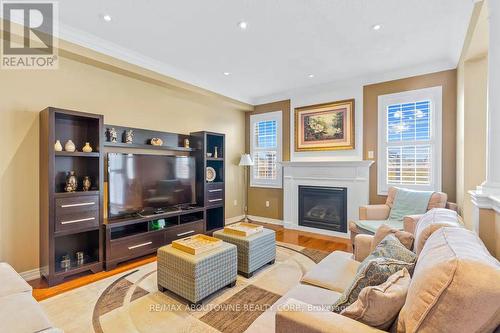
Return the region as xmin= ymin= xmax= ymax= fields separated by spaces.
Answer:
xmin=294 ymin=99 xmax=355 ymax=151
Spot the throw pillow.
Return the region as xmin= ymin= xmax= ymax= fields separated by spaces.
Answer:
xmin=341 ymin=268 xmax=411 ymax=330
xmin=373 ymin=224 xmax=414 ymax=251
xmin=359 ymin=234 xmax=417 ymax=273
xmin=388 ymin=187 xmax=433 ymax=221
xmin=332 ymin=257 xmax=415 ymax=313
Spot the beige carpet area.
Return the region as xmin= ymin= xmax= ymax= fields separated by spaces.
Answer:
xmin=41 ymin=243 xmax=330 ymax=333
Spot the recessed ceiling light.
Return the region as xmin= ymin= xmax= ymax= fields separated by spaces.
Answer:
xmin=308 ymin=74 xmax=315 ymax=78
xmin=238 ymin=21 xmax=248 ymax=30
xmin=223 ymin=72 xmax=231 ymax=76
xmin=103 ymin=14 xmax=112 ymax=22
xmin=372 ymin=24 xmax=382 ymax=31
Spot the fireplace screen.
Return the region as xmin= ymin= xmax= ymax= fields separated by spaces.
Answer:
xmin=298 ymin=186 xmax=347 ymax=232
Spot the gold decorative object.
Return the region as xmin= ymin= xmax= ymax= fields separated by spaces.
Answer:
xmin=172 ymin=234 xmax=222 ymax=255
xmin=65 ymin=171 xmax=78 ymax=192
xmin=64 ymin=140 xmax=76 ymax=152
xmin=150 ymin=138 xmax=163 ymax=146
xmin=295 ymin=99 xmax=355 ymax=151
xmin=206 ymin=167 xmax=216 ymax=182
xmin=54 ymin=140 xmax=63 ymax=152
xmin=214 ymin=146 xmax=218 ymax=158
xmin=184 ymin=138 xmax=190 ymax=148
xmin=82 ymin=142 xmax=93 ymax=153
xmin=82 ymin=176 xmax=91 ymax=191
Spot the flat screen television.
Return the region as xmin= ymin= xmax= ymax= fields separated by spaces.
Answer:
xmin=107 ymin=153 xmax=196 ymax=219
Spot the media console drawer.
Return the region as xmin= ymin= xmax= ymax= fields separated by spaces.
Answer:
xmin=165 ymin=220 xmax=205 ymax=243
xmin=109 ymin=231 xmax=164 ymax=261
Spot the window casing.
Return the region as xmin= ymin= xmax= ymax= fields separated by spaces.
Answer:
xmin=377 ymin=87 xmax=442 ymax=195
xmin=250 ymin=111 xmax=282 ymax=188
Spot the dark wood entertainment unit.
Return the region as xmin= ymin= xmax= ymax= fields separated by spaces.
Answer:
xmin=40 ymin=107 xmax=226 ymax=285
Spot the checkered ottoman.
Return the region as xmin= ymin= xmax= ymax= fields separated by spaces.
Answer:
xmin=213 ymin=228 xmax=276 ymax=278
xmin=157 ymin=241 xmax=237 ymax=305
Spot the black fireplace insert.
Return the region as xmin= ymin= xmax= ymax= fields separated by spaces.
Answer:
xmin=298 ymin=186 xmax=347 ymax=232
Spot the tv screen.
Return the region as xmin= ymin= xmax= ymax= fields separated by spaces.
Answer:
xmin=107 ymin=153 xmax=195 ymax=218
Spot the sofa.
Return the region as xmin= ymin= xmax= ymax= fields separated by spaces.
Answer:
xmin=246 ymin=209 xmax=500 ymax=333
xmin=0 ymin=262 xmax=60 ymax=333
xmin=348 ymin=187 xmax=459 ymax=246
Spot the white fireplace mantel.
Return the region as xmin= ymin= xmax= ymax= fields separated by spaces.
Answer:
xmin=282 ymin=160 xmax=374 ymax=238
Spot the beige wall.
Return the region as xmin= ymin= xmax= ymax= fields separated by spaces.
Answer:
xmin=0 ymin=44 xmax=248 ymax=272
xmin=363 ymin=70 xmax=458 ymax=204
xmin=245 ymin=100 xmax=290 ymax=220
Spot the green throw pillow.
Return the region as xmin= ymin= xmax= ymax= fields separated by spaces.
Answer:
xmin=358 ymin=234 xmax=417 ymax=273
xmin=332 ymin=257 xmax=415 ymax=313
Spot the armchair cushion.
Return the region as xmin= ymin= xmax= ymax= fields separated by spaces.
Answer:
xmin=341 ymin=268 xmax=411 ymax=330
xmin=387 ymin=188 xmax=433 ymax=221
xmin=355 ymin=219 xmax=403 ymax=234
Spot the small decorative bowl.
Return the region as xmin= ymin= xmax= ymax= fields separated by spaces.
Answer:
xmin=206 ymin=153 xmax=213 ymax=157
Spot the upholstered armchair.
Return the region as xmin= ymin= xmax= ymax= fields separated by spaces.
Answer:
xmin=349 ymin=187 xmax=458 ymax=247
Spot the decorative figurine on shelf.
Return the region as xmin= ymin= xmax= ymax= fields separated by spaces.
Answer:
xmin=82 ymin=176 xmax=91 ymax=191
xmin=60 ymin=254 xmax=71 ymax=270
xmin=150 ymin=138 xmax=163 ymax=146
xmin=184 ymin=138 xmax=190 ymax=148
xmin=65 ymin=171 xmax=78 ymax=192
xmin=214 ymin=146 xmax=218 ymax=158
xmin=125 ymin=129 xmax=134 ymax=144
xmin=64 ymin=140 xmax=76 ymax=152
xmin=54 ymin=140 xmax=63 ymax=152
xmin=107 ymin=127 xmax=118 ymax=143
xmin=76 ymin=251 xmax=84 ymax=266
xmin=82 ymin=142 xmax=93 ymax=153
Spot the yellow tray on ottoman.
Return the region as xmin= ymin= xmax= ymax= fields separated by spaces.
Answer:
xmin=224 ymin=222 xmax=263 ymax=237
xmin=172 ymin=234 xmax=222 ymax=255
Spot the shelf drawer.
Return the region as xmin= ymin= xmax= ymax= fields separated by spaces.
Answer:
xmin=206 ymin=183 xmax=224 ymax=207
xmin=109 ymin=231 xmax=164 ymax=261
xmin=56 ymin=195 xmax=99 ymax=215
xmin=165 ymin=220 xmax=205 ymax=243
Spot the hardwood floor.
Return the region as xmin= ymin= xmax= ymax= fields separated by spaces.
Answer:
xmin=29 ymin=223 xmax=351 ymax=301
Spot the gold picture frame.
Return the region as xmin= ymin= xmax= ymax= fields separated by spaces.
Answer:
xmin=294 ymin=99 xmax=355 ymax=151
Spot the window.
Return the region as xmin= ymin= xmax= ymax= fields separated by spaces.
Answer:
xmin=250 ymin=111 xmax=282 ymax=188
xmin=377 ymin=87 xmax=442 ymax=195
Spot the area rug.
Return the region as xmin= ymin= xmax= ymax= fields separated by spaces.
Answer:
xmin=41 ymin=243 xmax=330 ymax=333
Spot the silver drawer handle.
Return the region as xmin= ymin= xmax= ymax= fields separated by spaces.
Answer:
xmin=208 ymin=198 xmax=223 ymax=203
xmin=208 ymin=189 xmax=222 ymax=193
xmin=60 ymin=202 xmax=95 ymax=208
xmin=128 ymin=241 xmax=153 ymax=250
xmin=60 ymin=217 xmax=95 ymax=225
xmin=177 ymin=230 xmax=195 ymax=237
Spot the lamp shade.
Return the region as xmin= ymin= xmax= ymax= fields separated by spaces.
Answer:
xmin=239 ymin=153 xmax=254 ymax=166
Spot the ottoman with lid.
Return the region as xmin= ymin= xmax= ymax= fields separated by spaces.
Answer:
xmin=157 ymin=241 xmax=237 ymax=305
xmin=213 ymin=227 xmax=276 ymax=278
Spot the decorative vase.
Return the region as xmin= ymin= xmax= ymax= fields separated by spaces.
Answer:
xmin=64 ymin=140 xmax=76 ymax=152
xmin=65 ymin=171 xmax=78 ymax=192
xmin=82 ymin=176 xmax=91 ymax=191
xmin=54 ymin=140 xmax=63 ymax=152
xmin=125 ymin=129 xmax=134 ymax=144
xmin=214 ymin=146 xmax=218 ymax=158
xmin=82 ymin=142 xmax=93 ymax=153
xmin=184 ymin=138 xmax=190 ymax=148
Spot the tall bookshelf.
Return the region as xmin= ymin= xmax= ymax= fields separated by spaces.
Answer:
xmin=39 ymin=108 xmax=104 ymax=286
xmin=190 ymin=131 xmax=226 ymax=232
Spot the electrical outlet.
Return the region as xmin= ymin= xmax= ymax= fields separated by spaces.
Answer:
xmin=233 ymin=199 xmax=238 ymax=206
xmin=265 ymin=201 xmax=270 ymax=208
xmin=368 ymin=150 xmax=374 ymax=159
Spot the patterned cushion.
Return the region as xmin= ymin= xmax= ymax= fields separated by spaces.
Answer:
xmin=332 ymin=258 xmax=415 ymax=313
xmin=359 ymin=234 xmax=417 ymax=273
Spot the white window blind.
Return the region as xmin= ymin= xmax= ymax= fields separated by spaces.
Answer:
xmin=378 ymin=87 xmax=442 ymax=194
xmin=250 ymin=111 xmax=282 ymax=188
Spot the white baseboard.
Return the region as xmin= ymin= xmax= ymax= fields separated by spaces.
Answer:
xmin=247 ymin=215 xmax=284 ymax=225
xmin=225 ymin=215 xmax=245 ymax=225
xmin=19 ymin=267 xmax=41 ymax=281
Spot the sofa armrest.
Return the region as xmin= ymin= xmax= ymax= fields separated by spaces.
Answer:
xmin=276 ymin=299 xmax=385 ymax=333
xmin=354 ymin=234 xmax=374 ymax=261
xmin=446 ymin=202 xmax=458 ymax=212
xmin=403 ymin=214 xmax=423 ymax=235
xmin=359 ymin=205 xmax=391 ymax=220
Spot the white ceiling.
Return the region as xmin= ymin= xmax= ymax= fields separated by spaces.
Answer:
xmin=57 ymin=0 xmax=474 ymax=104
